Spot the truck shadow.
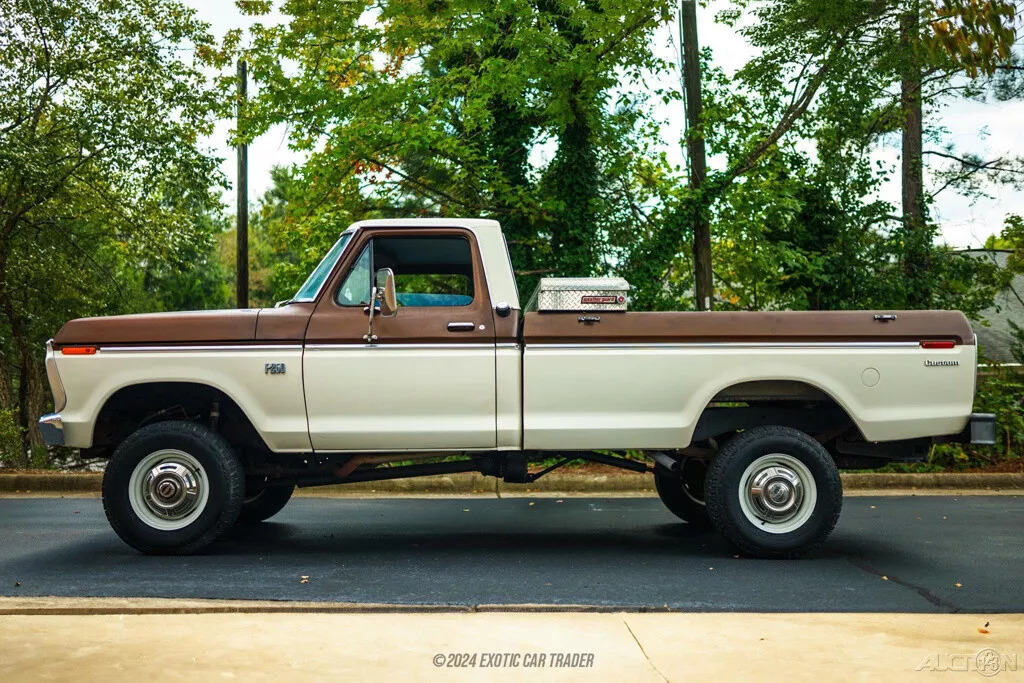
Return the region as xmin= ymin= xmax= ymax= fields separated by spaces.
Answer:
xmin=212 ymin=520 xmax=735 ymax=558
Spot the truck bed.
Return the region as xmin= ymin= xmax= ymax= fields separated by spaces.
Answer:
xmin=520 ymin=310 xmax=977 ymax=450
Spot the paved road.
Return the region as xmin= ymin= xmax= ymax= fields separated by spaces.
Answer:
xmin=1 ymin=496 xmax=1020 ymax=612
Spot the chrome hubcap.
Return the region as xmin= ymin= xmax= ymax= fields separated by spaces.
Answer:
xmin=128 ymin=450 xmax=209 ymax=531
xmin=144 ymin=461 xmax=202 ymax=520
xmin=747 ymin=465 xmax=803 ymax=523
xmin=737 ymin=454 xmax=817 ymax=534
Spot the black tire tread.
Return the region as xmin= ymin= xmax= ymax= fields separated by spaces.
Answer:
xmin=705 ymin=425 xmax=842 ymax=559
xmin=102 ymin=420 xmax=245 ymax=555
xmin=653 ymin=471 xmax=712 ymax=529
xmin=237 ymin=484 xmax=295 ymax=524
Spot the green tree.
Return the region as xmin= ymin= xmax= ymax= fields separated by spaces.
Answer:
xmin=0 ymin=0 xmax=224 ymax=461
xmin=629 ymin=0 xmax=1016 ymax=316
xmin=724 ymin=0 xmax=1019 ymax=309
xmin=235 ymin=0 xmax=677 ymax=300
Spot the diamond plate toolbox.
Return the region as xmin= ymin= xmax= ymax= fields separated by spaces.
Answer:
xmin=526 ymin=277 xmax=630 ymax=312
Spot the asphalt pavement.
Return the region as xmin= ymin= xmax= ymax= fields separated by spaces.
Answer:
xmin=1 ymin=496 xmax=1021 ymax=612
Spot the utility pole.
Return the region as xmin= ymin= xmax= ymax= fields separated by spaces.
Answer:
xmin=236 ymin=59 xmax=249 ymax=309
xmin=681 ymin=0 xmax=712 ymax=311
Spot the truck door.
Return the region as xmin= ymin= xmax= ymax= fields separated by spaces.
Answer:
xmin=303 ymin=228 xmax=497 ymax=451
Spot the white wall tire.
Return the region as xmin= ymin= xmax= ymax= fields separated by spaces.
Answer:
xmin=102 ymin=421 xmax=244 ymax=555
xmin=705 ymin=426 xmax=842 ymax=558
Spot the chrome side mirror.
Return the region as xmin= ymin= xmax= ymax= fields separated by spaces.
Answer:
xmin=364 ymin=268 xmax=397 ymax=343
xmin=376 ymin=268 xmax=397 ymax=318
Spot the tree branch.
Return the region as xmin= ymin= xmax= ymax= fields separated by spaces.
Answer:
xmin=724 ymin=36 xmax=849 ymax=183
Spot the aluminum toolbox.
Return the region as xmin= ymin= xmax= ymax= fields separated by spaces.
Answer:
xmin=525 ymin=277 xmax=630 ymax=312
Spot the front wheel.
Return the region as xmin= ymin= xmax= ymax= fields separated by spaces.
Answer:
xmin=102 ymin=421 xmax=245 ymax=555
xmin=704 ymin=425 xmax=842 ymax=559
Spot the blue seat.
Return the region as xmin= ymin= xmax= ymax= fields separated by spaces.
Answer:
xmin=395 ymin=293 xmax=473 ymax=307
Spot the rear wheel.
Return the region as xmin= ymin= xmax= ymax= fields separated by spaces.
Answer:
xmin=654 ymin=457 xmax=711 ymax=528
xmin=705 ymin=425 xmax=842 ymax=559
xmin=102 ymin=421 xmax=244 ymax=555
xmin=237 ymin=483 xmax=295 ymax=524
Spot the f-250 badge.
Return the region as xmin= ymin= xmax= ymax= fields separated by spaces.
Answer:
xmin=265 ymin=362 xmax=286 ymax=375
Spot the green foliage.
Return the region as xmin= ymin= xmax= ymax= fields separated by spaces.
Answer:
xmin=0 ymin=0 xmax=225 ymax=458
xmin=0 ymin=0 xmax=1019 ymax=472
xmin=1009 ymin=321 xmax=1024 ymax=366
xmin=927 ymin=0 xmax=1017 ymax=77
xmin=236 ymin=0 xmax=677 ymax=301
xmin=993 ymin=215 xmax=1024 ymax=365
xmin=930 ymin=362 xmax=1024 ymax=470
xmin=0 ymin=409 xmax=23 ymax=468
xmin=242 ymin=165 xmax=366 ymax=304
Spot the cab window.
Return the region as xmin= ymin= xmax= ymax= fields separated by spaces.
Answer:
xmin=336 ymin=243 xmax=372 ymax=306
xmin=335 ymin=234 xmax=475 ymax=307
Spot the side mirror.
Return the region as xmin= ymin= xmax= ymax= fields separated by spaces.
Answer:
xmin=364 ymin=268 xmax=398 ymax=343
xmin=375 ymin=268 xmax=397 ymax=317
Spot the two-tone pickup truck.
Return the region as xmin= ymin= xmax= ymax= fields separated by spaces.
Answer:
xmin=39 ymin=218 xmax=995 ymax=557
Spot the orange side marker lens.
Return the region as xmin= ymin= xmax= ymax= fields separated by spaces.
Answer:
xmin=60 ymin=346 xmax=97 ymax=355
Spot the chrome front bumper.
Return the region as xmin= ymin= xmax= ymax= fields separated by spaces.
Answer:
xmin=38 ymin=413 xmax=64 ymax=446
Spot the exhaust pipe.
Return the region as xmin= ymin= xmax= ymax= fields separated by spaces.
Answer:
xmin=652 ymin=451 xmax=680 ymax=473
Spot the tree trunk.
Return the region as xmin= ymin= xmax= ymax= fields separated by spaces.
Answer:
xmin=901 ymin=5 xmax=930 ymax=307
xmin=488 ymin=94 xmax=535 ymax=297
xmin=14 ymin=345 xmax=32 ymax=463
xmin=0 ymin=246 xmax=30 ymax=466
xmin=486 ymin=15 xmax=536 ymax=299
xmin=681 ymin=0 xmax=712 ymax=311
xmin=236 ymin=59 xmax=249 ymax=309
xmin=543 ymin=4 xmax=601 ymax=282
xmin=546 ymin=114 xmax=599 ymax=278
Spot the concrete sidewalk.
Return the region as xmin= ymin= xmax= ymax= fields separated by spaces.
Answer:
xmin=0 ymin=599 xmax=1020 ymax=681
xmin=2 ymin=471 xmax=1023 ymax=496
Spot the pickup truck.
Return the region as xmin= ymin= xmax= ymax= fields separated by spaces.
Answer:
xmin=38 ymin=218 xmax=995 ymax=558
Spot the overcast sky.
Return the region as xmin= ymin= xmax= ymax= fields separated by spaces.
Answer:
xmin=185 ymin=0 xmax=1024 ymax=249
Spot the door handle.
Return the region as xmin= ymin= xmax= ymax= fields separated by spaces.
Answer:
xmin=447 ymin=321 xmax=475 ymax=332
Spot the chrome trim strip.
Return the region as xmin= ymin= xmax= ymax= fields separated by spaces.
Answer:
xmin=305 ymin=343 xmax=497 ymax=351
xmin=526 ymin=342 xmax=925 ymax=350
xmin=95 ymin=341 xmax=926 ymax=352
xmin=98 ymin=345 xmax=304 ymax=352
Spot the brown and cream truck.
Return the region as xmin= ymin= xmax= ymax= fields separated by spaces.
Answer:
xmin=38 ymin=218 xmax=995 ymax=557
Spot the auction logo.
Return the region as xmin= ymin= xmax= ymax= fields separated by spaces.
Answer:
xmin=916 ymin=649 xmax=1017 ymax=676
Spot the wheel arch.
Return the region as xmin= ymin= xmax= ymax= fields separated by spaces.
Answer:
xmin=90 ymin=381 xmax=269 ymax=456
xmin=690 ymin=378 xmax=864 ymax=444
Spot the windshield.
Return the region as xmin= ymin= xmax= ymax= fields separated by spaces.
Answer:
xmin=290 ymin=231 xmax=354 ymax=302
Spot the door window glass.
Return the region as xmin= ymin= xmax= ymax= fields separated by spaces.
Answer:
xmin=336 ymin=235 xmax=475 ymax=307
xmin=336 ymin=243 xmax=372 ymax=306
